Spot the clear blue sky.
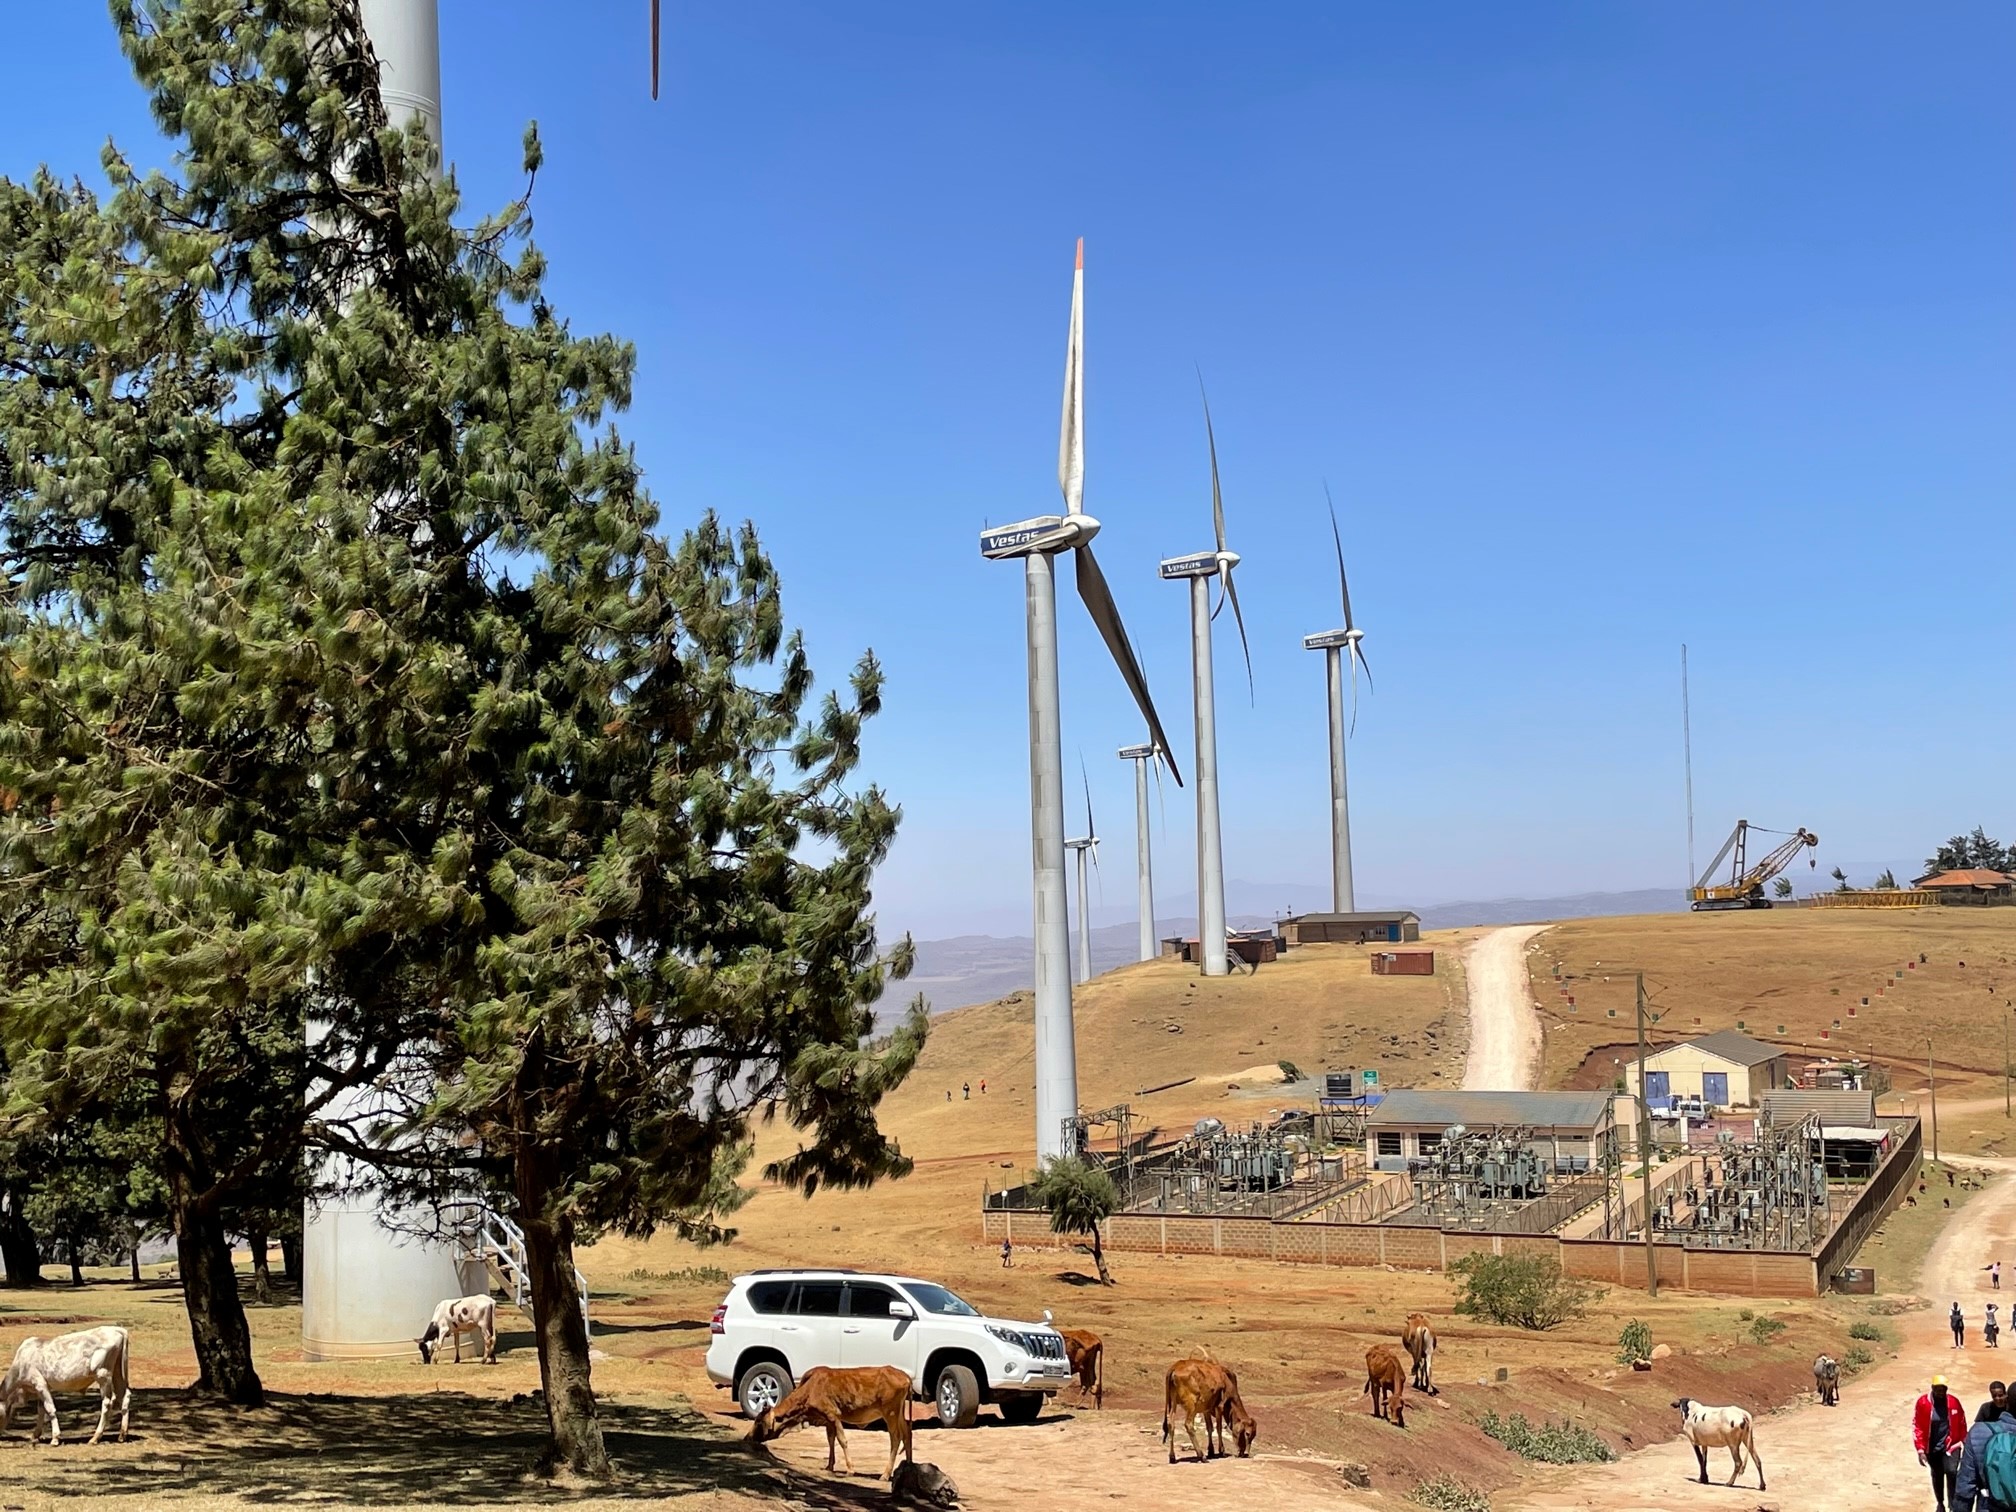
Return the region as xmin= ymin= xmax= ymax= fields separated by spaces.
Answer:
xmin=7 ymin=3 xmax=2012 ymax=941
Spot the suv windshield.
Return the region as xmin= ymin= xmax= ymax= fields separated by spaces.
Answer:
xmin=902 ymin=1282 xmax=980 ymax=1317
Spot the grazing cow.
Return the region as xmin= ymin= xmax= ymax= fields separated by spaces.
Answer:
xmin=417 ymin=1295 xmax=497 ymax=1365
xmin=750 ymin=1365 xmax=914 ymax=1480
xmin=1671 ymin=1397 xmax=1765 ymax=1490
xmin=1813 ymin=1353 xmax=1839 ymax=1407
xmin=1402 ymin=1313 xmax=1438 ymax=1395
xmin=1162 ymin=1358 xmax=1255 ymax=1463
xmin=1363 ymin=1344 xmax=1407 ymax=1429
xmin=0 ymin=1326 xmax=132 ymax=1446
xmin=1211 ymin=1368 xmax=1258 ymax=1459
xmin=1058 ymin=1328 xmax=1104 ymax=1409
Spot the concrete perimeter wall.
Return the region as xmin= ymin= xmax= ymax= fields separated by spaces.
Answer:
xmin=982 ymin=1117 xmax=1921 ymax=1299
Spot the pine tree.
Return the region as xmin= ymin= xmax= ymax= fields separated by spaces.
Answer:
xmin=1 ymin=1 xmax=922 ymax=1466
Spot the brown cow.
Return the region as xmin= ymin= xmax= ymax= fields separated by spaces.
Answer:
xmin=1363 ymin=1344 xmax=1407 ymax=1428
xmin=1058 ymin=1328 xmax=1104 ymax=1409
xmin=1401 ymin=1313 xmax=1437 ymax=1395
xmin=1161 ymin=1358 xmax=1257 ymax=1463
xmin=749 ymin=1365 xmax=914 ymax=1480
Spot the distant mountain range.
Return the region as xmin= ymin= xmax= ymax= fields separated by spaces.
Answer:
xmin=897 ymin=885 xmax=1694 ymax=1016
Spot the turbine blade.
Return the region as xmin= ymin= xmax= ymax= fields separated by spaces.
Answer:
xmin=1348 ymin=639 xmax=1359 ymax=738
xmin=1224 ymin=567 xmax=1254 ymax=700
xmin=650 ymin=0 xmax=661 ymax=98
xmin=1354 ymin=640 xmax=1373 ymax=696
xmin=1072 ymin=543 xmax=1184 ymax=787
xmin=1057 ymin=239 xmax=1086 ymax=515
xmin=1200 ymin=375 xmax=1226 ymax=555
xmin=1324 ymin=480 xmax=1355 ymax=630
xmin=1082 ymin=756 xmax=1096 ymax=841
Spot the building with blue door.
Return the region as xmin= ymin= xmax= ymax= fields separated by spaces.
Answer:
xmin=1628 ymin=1030 xmax=1792 ymax=1110
xmin=1279 ymin=910 xmax=1421 ymax=946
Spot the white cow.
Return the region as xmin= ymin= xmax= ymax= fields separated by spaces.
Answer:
xmin=1671 ymin=1397 xmax=1765 ymax=1490
xmin=417 ymin=1295 xmax=497 ymax=1365
xmin=1 ymin=1326 xmax=132 ymax=1446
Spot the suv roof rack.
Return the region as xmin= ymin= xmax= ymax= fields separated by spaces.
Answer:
xmin=742 ymin=1267 xmax=861 ymax=1276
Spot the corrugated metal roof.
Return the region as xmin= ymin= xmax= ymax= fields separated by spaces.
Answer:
xmin=1366 ymin=1089 xmax=1614 ymax=1131
xmin=1762 ymin=1089 xmax=1877 ymax=1125
xmin=1288 ymin=910 xmax=1421 ymax=924
xmin=1679 ymin=1030 xmax=1787 ymax=1067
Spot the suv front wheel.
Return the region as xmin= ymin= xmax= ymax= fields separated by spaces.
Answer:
xmin=736 ymin=1359 xmax=793 ymax=1419
xmin=934 ymin=1363 xmax=980 ymax=1429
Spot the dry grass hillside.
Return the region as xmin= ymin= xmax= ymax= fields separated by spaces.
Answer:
xmin=1529 ymin=908 xmax=2016 ymax=1097
xmin=668 ymin=935 xmax=1474 ymax=1272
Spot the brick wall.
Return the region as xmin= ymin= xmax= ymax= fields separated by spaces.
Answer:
xmin=1814 ymin=1117 xmax=1922 ymax=1290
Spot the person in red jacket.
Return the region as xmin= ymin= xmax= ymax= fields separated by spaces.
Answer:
xmin=1919 ymin=1376 xmax=1972 ymax=1511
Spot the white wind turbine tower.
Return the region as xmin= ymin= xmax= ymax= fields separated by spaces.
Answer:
xmin=1064 ymin=764 xmax=1099 ymax=985
xmin=306 ymin=0 xmax=662 ymax=1364
xmin=1302 ymin=488 xmax=1372 ymax=912
xmin=1117 ymin=741 xmax=1157 ymax=961
xmin=1159 ymin=389 xmax=1253 ymax=979
xmin=980 ymin=242 xmax=1182 ymax=1162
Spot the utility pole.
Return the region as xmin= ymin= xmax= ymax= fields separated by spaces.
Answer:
xmin=2004 ymin=1015 xmax=2009 ymax=1120
xmin=1636 ymin=972 xmax=1658 ymax=1298
xmin=1927 ymin=1037 xmax=1940 ymax=1163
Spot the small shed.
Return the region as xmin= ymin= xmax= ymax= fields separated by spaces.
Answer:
xmin=1371 ymin=950 xmax=1435 ymax=976
xmin=1280 ymin=910 xmax=1422 ymax=946
xmin=1364 ymin=1089 xmax=1615 ymax=1173
xmin=1629 ymin=1031 xmax=1792 ymax=1110
xmin=1913 ymin=869 xmax=2016 ymax=905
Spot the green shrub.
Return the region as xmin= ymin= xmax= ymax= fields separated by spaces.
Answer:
xmin=1278 ymin=1060 xmax=1304 ymax=1082
xmin=1412 ymin=1474 xmax=1494 ymax=1512
xmin=1478 ymin=1410 xmax=1616 ymax=1464
xmin=1450 ymin=1253 xmax=1594 ymax=1331
xmin=1842 ymin=1345 xmax=1875 ymax=1372
xmin=1748 ymin=1316 xmax=1787 ymax=1344
xmin=1737 ymin=1307 xmax=1754 ymax=1321
xmin=625 ymin=1265 xmax=730 ymax=1286
xmin=1615 ymin=1319 xmax=1652 ymax=1365
xmin=1848 ymin=1320 xmax=1883 ymax=1341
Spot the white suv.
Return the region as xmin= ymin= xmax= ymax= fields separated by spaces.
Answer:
xmin=705 ymin=1269 xmax=1071 ymax=1428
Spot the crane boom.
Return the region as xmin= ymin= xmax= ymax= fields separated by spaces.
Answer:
xmin=1690 ymin=820 xmax=1818 ymax=911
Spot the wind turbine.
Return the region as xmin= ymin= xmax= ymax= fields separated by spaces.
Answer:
xmin=980 ymin=241 xmax=1182 ymax=1163
xmin=1302 ymin=488 xmax=1372 ymax=912
xmin=1159 ymin=388 xmax=1252 ymax=979
xmin=1117 ymin=741 xmax=1157 ymax=961
xmin=1064 ymin=765 xmax=1099 ymax=985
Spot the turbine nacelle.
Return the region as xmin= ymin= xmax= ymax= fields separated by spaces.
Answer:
xmin=1159 ymin=550 xmax=1236 ymax=580
xmin=981 ymin=513 xmax=1100 ymax=559
xmin=1302 ymin=629 xmax=1355 ymax=651
xmin=1116 ymin=742 xmax=1156 ymax=760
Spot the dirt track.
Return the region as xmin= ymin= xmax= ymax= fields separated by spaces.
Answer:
xmin=1509 ymin=1162 xmax=2016 ymax=1511
xmin=1462 ymin=924 xmax=1549 ymax=1091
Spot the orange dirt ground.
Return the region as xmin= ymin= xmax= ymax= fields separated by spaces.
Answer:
xmin=5 ymin=913 xmax=2013 ymax=1509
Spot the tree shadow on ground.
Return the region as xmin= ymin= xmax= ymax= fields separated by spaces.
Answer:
xmin=1053 ymin=1270 xmax=1107 ymax=1287
xmin=588 ymin=1319 xmax=709 ymax=1338
xmin=0 ymin=1390 xmax=889 ymax=1509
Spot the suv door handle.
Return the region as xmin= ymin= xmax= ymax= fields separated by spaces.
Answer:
xmin=842 ymin=1326 xmax=861 ymax=1334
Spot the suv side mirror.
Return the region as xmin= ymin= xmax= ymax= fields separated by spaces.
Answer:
xmin=887 ymin=1301 xmax=915 ymax=1320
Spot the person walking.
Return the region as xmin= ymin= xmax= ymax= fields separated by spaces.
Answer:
xmin=1919 ymin=1376 xmax=1971 ymax=1511
xmin=1000 ymin=1236 xmax=1013 ymax=1269
xmin=1978 ymin=1381 xmax=2009 ymax=1427
xmin=1958 ymin=1303 xmax=1971 ymax=1348
xmin=1992 ymin=1261 xmax=2003 ymax=1291
xmin=1991 ymin=1304 xmax=2002 ymax=1350
xmin=963 ymin=1082 xmax=971 ymax=1100
xmin=1954 ymin=1387 xmax=2016 ymax=1512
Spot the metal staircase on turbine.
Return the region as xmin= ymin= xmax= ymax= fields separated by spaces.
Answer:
xmin=458 ymin=1207 xmax=591 ymax=1340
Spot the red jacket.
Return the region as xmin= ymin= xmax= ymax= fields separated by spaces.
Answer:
xmin=1915 ymin=1393 xmax=1969 ymax=1453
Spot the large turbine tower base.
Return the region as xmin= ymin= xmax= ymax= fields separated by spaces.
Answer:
xmin=1119 ymin=743 xmax=1157 ymax=962
xmin=1022 ymin=552 xmax=1078 ymax=1162
xmin=1325 ymin=644 xmax=1354 ymax=912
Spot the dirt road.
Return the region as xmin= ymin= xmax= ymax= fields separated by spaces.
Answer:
xmin=1508 ymin=1163 xmax=2016 ymax=1512
xmin=1462 ymin=924 xmax=1549 ymax=1092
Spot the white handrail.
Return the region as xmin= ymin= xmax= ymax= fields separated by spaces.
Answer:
xmin=452 ymin=1204 xmax=591 ymax=1341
